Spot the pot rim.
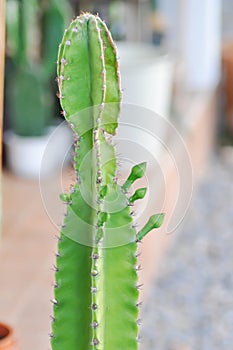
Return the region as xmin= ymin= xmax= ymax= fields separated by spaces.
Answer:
xmin=3 ymin=127 xmax=53 ymax=142
xmin=0 ymin=323 xmax=14 ymax=346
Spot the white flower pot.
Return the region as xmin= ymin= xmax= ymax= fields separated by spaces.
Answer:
xmin=4 ymin=123 xmax=72 ymax=179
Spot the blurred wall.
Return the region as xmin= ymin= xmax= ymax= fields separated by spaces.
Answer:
xmin=157 ymin=0 xmax=222 ymax=91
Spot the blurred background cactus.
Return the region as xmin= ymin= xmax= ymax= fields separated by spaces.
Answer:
xmin=3 ymin=0 xmax=73 ymax=178
xmin=5 ymin=0 xmax=72 ymax=136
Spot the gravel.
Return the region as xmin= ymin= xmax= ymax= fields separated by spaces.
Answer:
xmin=140 ymin=155 xmax=233 ymax=350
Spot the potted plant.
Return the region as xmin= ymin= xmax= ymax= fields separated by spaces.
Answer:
xmin=51 ymin=13 xmax=164 ymax=348
xmin=0 ymin=322 xmax=18 ymax=350
xmin=4 ymin=0 xmax=72 ymax=178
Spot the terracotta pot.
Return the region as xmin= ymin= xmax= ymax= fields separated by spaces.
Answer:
xmin=0 ymin=323 xmax=18 ymax=350
xmin=222 ymin=43 xmax=233 ymax=135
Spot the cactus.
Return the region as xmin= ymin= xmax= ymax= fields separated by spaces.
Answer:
xmin=51 ymin=13 xmax=164 ymax=349
xmin=6 ymin=0 xmax=71 ymax=136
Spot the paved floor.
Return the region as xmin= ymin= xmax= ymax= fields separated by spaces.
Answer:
xmin=140 ymin=153 xmax=233 ymax=350
xmin=0 ymin=169 xmax=71 ymax=349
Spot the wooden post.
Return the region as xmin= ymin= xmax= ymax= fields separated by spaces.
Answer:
xmin=0 ymin=0 xmax=5 ymax=241
xmin=0 ymin=0 xmax=5 ymax=166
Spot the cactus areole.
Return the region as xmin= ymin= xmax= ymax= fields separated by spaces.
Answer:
xmin=51 ymin=13 xmax=164 ymax=349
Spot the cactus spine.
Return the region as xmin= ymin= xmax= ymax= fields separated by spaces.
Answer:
xmin=52 ymin=13 xmax=164 ymax=349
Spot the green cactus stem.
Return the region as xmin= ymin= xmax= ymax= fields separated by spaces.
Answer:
xmin=51 ymin=13 xmax=164 ymax=350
